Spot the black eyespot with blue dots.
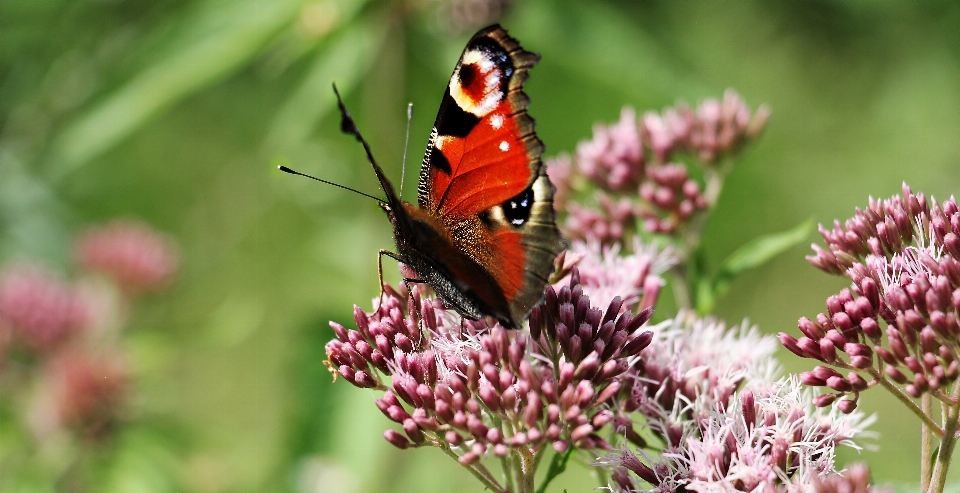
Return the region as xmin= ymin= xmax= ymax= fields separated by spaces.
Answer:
xmin=503 ymin=187 xmax=534 ymax=227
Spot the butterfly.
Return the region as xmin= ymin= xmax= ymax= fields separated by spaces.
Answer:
xmin=291 ymin=25 xmax=564 ymax=329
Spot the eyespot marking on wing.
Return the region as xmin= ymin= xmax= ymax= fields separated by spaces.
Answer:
xmin=449 ymin=42 xmax=512 ymax=118
xmin=502 ymin=187 xmax=534 ymax=227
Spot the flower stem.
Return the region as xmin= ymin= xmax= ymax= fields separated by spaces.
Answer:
xmin=441 ymin=447 xmax=508 ymax=493
xmin=922 ymin=393 xmax=933 ymax=492
xmin=872 ymin=370 xmax=943 ymax=437
xmin=929 ymin=408 xmax=959 ymax=493
xmin=928 ymin=380 xmax=960 ymax=493
xmin=518 ymin=447 xmax=536 ymax=493
xmin=671 ymin=163 xmax=730 ymax=311
xmin=502 ymin=454 xmax=516 ymax=493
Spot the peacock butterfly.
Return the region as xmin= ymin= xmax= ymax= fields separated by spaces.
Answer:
xmin=290 ymin=25 xmax=565 ymax=329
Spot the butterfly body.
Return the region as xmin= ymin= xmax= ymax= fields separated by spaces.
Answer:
xmin=356 ymin=25 xmax=564 ymax=329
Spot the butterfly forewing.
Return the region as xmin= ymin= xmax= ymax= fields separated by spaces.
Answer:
xmin=416 ymin=25 xmax=564 ymax=327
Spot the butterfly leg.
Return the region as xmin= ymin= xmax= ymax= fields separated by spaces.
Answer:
xmin=376 ymin=249 xmax=399 ymax=313
xmin=376 ymin=249 xmax=427 ymax=310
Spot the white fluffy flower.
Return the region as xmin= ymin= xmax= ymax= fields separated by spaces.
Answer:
xmin=603 ymin=377 xmax=874 ymax=493
xmin=558 ymin=238 xmax=677 ymax=311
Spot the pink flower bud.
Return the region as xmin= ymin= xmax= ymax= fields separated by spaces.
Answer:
xmin=850 ymin=355 xmax=873 ymax=369
xmin=779 ymin=333 xmax=805 ymax=357
xmin=847 ymin=372 xmax=869 ymax=390
xmin=813 ymin=394 xmax=836 ymax=407
xmin=403 ymin=418 xmax=424 ymax=444
xmin=885 ymin=365 xmax=907 ymax=384
xmin=384 ymin=429 xmax=412 ymax=449
xmin=592 ymin=410 xmax=614 ymax=428
xmin=445 ymin=431 xmax=462 ymax=445
xmin=820 ymin=339 xmax=837 ymax=363
xmin=571 ymin=424 xmax=594 ymax=442
xmin=798 ymin=316 xmax=825 ymax=340
xmin=860 ymin=317 xmax=881 ymax=339
xmin=800 ymin=372 xmax=826 ymax=387
xmin=596 ymin=380 xmax=621 ymax=403
xmin=826 ymin=376 xmax=852 ymax=392
xmin=837 ymin=399 xmax=858 ymax=414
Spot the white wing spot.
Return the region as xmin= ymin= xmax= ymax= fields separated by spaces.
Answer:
xmin=490 ymin=114 xmax=504 ymax=130
xmin=499 ymin=141 xmax=510 ymax=152
xmin=435 ymin=135 xmax=454 ymax=151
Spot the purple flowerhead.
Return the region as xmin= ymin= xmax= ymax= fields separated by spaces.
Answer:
xmin=35 ymin=349 xmax=130 ymax=440
xmin=553 ymin=238 xmax=677 ymax=313
xmin=549 ymin=91 xmax=769 ymax=244
xmin=0 ymin=263 xmax=89 ymax=354
xmin=627 ymin=312 xmax=778 ymax=426
xmin=810 ymin=463 xmax=890 ymax=493
xmin=785 ymin=185 xmax=960 ymax=408
xmin=325 ymin=268 xmax=655 ymax=462
xmin=75 ymin=220 xmax=178 ymax=295
xmin=598 ymin=377 xmax=873 ymax=493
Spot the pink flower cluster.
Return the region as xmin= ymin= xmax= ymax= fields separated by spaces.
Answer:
xmin=321 ymin=90 xmax=891 ymax=492
xmin=625 ymin=312 xmax=778 ymax=433
xmin=75 ymin=220 xmax=177 ymax=294
xmin=642 ymin=90 xmax=769 ymax=164
xmin=549 ymin=90 xmax=769 ymax=241
xmin=0 ymin=219 xmax=176 ymax=440
xmin=810 ymin=464 xmax=890 ymax=493
xmin=45 ymin=350 xmax=129 ymax=438
xmin=555 ymin=238 xmax=677 ymax=313
xmin=326 ymin=271 xmax=654 ymax=464
xmin=602 ymin=377 xmax=873 ymax=493
xmin=782 ymin=184 xmax=960 ymax=410
xmin=0 ymin=265 xmax=89 ymax=352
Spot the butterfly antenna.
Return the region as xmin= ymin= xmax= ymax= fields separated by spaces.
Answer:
xmin=400 ymin=102 xmax=413 ymax=199
xmin=332 ymin=83 xmax=407 ymax=210
xmin=277 ymin=165 xmax=385 ymax=203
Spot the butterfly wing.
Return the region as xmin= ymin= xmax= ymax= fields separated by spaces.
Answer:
xmin=417 ymin=25 xmax=564 ymax=327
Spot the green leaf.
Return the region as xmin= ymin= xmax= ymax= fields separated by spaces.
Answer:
xmin=536 ymin=447 xmax=575 ymax=493
xmin=47 ymin=0 xmax=371 ymax=179
xmin=697 ymin=219 xmax=814 ymax=314
xmin=265 ymin=14 xmax=388 ymax=151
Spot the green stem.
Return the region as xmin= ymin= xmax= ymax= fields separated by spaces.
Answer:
xmin=929 ymin=408 xmax=959 ymax=493
xmin=928 ymin=380 xmax=960 ymax=493
xmin=502 ymin=453 xmax=516 ymax=493
xmin=871 ymin=370 xmax=943 ymax=436
xmin=672 ymin=164 xmax=729 ymax=311
xmin=440 ymin=447 xmax=508 ymax=493
xmin=670 ymin=268 xmax=692 ymax=310
xmin=518 ymin=447 xmax=536 ymax=493
xmin=922 ymin=393 xmax=933 ymax=492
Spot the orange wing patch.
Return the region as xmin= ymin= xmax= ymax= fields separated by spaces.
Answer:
xmin=430 ymin=102 xmax=533 ymax=218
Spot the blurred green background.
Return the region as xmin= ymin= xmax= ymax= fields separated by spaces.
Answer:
xmin=3 ymin=0 xmax=960 ymax=491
